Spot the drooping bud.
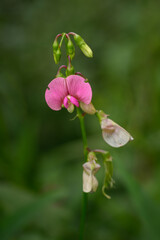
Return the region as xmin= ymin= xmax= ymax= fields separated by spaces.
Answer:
xmin=66 ymin=37 xmax=75 ymax=60
xmin=80 ymin=102 xmax=96 ymax=115
xmin=53 ymin=38 xmax=61 ymax=64
xmin=83 ymin=154 xmax=101 ymax=193
xmin=74 ymin=34 xmax=93 ymax=58
xmin=53 ymin=38 xmax=59 ymax=52
xmin=53 ymin=47 xmax=61 ymax=64
xmin=96 ymin=110 xmax=133 ymax=148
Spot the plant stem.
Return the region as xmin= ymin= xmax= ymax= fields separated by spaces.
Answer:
xmin=59 ymin=32 xmax=66 ymax=47
xmin=77 ymin=107 xmax=88 ymax=240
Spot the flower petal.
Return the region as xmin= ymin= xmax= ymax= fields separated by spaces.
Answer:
xmin=63 ymin=96 xmax=69 ymax=108
xmin=101 ymin=118 xmax=133 ymax=148
xmin=83 ymin=171 xmax=92 ymax=193
xmin=70 ymin=96 xmax=79 ymax=107
xmin=66 ymin=75 xmax=92 ymax=104
xmin=45 ymin=77 xmax=68 ymax=111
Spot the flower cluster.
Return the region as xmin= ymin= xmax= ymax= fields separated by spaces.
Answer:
xmin=45 ymin=32 xmax=133 ymax=198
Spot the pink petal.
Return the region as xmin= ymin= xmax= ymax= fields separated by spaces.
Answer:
xmin=70 ymin=96 xmax=79 ymax=107
xmin=63 ymin=96 xmax=69 ymax=108
xmin=45 ymin=77 xmax=68 ymax=111
xmin=66 ymin=75 xmax=92 ymax=104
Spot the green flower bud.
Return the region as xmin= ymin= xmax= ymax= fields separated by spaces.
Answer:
xmin=74 ymin=34 xmax=93 ymax=58
xmin=66 ymin=38 xmax=75 ymax=60
xmin=53 ymin=47 xmax=61 ymax=64
xmin=53 ymin=39 xmax=59 ymax=52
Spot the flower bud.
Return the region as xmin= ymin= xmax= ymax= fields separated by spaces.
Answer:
xmin=53 ymin=47 xmax=61 ymax=64
xmin=74 ymin=34 xmax=93 ymax=58
xmin=80 ymin=102 xmax=96 ymax=115
xmin=97 ymin=110 xmax=133 ymax=148
xmin=53 ymin=39 xmax=59 ymax=52
xmin=66 ymin=38 xmax=75 ymax=60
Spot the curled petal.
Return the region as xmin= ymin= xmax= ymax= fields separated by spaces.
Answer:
xmin=70 ymin=96 xmax=79 ymax=107
xmin=45 ymin=77 xmax=68 ymax=111
xmin=101 ymin=118 xmax=133 ymax=148
xmin=66 ymin=75 xmax=92 ymax=104
xmin=63 ymin=96 xmax=69 ymax=108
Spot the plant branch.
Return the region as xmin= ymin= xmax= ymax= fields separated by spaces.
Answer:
xmin=77 ymin=107 xmax=88 ymax=240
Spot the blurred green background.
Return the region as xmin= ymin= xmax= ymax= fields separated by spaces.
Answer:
xmin=0 ymin=0 xmax=160 ymax=239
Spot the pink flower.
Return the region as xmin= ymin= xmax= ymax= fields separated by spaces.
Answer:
xmin=45 ymin=75 xmax=92 ymax=112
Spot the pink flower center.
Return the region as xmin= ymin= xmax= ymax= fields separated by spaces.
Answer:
xmin=63 ymin=95 xmax=79 ymax=109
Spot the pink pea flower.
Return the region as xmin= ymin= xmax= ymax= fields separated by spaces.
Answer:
xmin=45 ymin=75 xmax=92 ymax=113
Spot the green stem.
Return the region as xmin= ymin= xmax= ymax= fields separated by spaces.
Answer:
xmin=59 ymin=32 xmax=66 ymax=47
xmin=77 ymin=107 xmax=88 ymax=240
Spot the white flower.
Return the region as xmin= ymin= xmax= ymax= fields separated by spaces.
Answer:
xmin=82 ymin=160 xmax=101 ymax=193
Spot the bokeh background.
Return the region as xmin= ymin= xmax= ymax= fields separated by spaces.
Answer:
xmin=0 ymin=0 xmax=160 ymax=239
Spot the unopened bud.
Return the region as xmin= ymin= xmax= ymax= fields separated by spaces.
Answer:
xmin=74 ymin=34 xmax=93 ymax=58
xmin=80 ymin=102 xmax=96 ymax=115
xmin=53 ymin=39 xmax=59 ymax=52
xmin=66 ymin=38 xmax=75 ymax=60
xmin=53 ymin=47 xmax=61 ymax=64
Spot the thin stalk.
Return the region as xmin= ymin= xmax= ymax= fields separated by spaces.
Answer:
xmin=59 ymin=32 xmax=66 ymax=47
xmin=77 ymin=107 xmax=88 ymax=240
